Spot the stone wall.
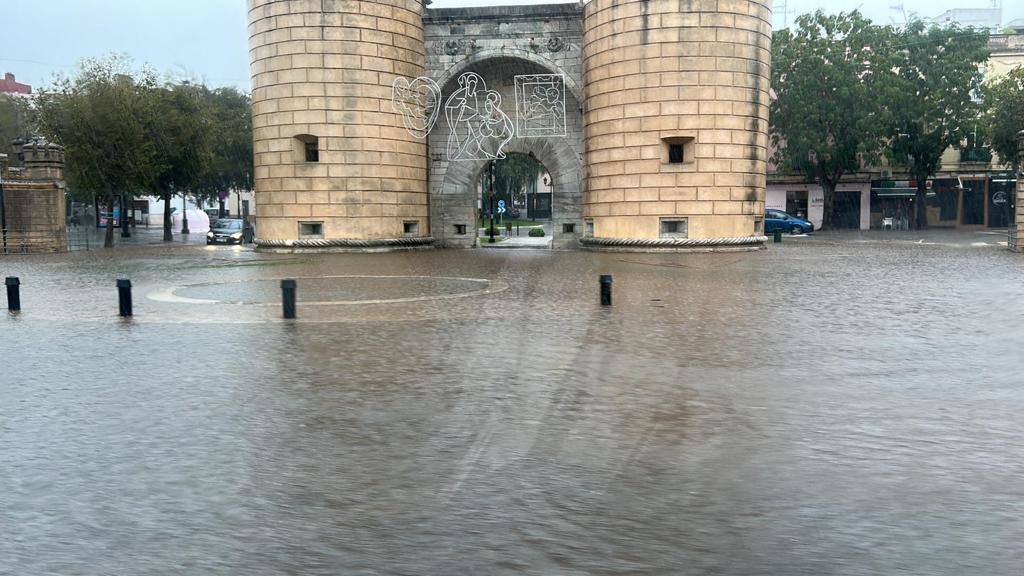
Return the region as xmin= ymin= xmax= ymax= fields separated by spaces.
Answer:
xmin=1 ymin=141 xmax=67 ymax=254
xmin=424 ymin=4 xmax=585 ymax=248
xmin=582 ymin=0 xmax=772 ymax=243
xmin=249 ymin=0 xmax=774 ymax=250
xmin=248 ymin=0 xmax=430 ymax=246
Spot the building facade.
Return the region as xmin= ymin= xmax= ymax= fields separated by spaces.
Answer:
xmin=0 ymin=73 xmax=32 ymax=96
xmin=248 ymin=0 xmax=772 ymax=250
xmin=767 ymin=33 xmax=1023 ymax=233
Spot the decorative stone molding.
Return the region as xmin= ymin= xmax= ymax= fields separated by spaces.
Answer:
xmin=256 ymin=237 xmax=436 ymax=249
xmin=581 ymin=236 xmax=768 ymax=251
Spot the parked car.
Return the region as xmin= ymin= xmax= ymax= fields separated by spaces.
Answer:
xmin=206 ymin=218 xmax=253 ymax=245
xmin=765 ymin=210 xmax=814 ymax=235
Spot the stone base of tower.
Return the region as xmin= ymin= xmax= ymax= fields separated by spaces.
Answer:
xmin=580 ymin=236 xmax=766 ymax=253
xmin=255 ymin=237 xmax=436 ymax=253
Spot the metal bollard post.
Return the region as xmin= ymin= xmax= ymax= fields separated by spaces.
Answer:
xmin=600 ymin=274 xmax=613 ymax=306
xmin=117 ymin=279 xmax=133 ymax=317
xmin=773 ymin=229 xmax=782 ymax=243
xmin=5 ymin=277 xmax=20 ymax=312
xmin=281 ymin=279 xmax=297 ymax=319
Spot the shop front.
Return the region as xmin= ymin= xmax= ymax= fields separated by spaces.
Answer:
xmin=766 ymin=183 xmax=870 ymax=231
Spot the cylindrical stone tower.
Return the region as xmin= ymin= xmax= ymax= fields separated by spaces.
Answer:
xmin=248 ymin=0 xmax=431 ymax=249
xmin=581 ymin=0 xmax=772 ymax=249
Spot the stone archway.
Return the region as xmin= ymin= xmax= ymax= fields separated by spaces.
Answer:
xmin=436 ymin=138 xmax=581 ymax=248
xmin=428 ymin=54 xmax=583 ymax=248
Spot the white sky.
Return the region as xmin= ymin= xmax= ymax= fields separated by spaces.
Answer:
xmin=1 ymin=0 xmax=1020 ymax=93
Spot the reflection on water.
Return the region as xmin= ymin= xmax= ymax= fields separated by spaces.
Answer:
xmin=2 ymin=241 xmax=1023 ymax=574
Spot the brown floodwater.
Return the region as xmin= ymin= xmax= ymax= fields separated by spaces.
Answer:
xmin=2 ymin=235 xmax=1023 ymax=575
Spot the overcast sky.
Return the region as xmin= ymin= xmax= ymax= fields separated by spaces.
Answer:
xmin=2 ymin=0 xmax=1020 ymax=93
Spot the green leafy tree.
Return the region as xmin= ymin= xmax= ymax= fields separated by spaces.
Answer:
xmin=485 ymin=153 xmax=545 ymax=223
xmin=34 ymin=55 xmax=159 ymax=248
xmin=149 ymin=82 xmax=215 ymax=241
xmin=196 ymin=87 xmax=253 ymax=217
xmin=983 ymin=66 xmax=1024 ymax=171
xmin=889 ymin=22 xmax=990 ymax=229
xmin=770 ymin=11 xmax=897 ymax=229
xmin=0 ymin=94 xmax=32 ymax=150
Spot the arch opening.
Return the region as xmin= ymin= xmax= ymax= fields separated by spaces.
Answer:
xmin=428 ymin=55 xmax=583 ymax=248
xmin=475 ymin=153 xmax=553 ymax=244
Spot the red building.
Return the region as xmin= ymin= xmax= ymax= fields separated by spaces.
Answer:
xmin=0 ymin=73 xmax=32 ymax=95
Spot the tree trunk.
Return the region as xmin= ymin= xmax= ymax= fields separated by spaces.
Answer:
xmin=104 ymin=196 xmax=115 ymax=248
xmin=163 ymin=191 xmax=172 ymax=242
xmin=821 ymin=180 xmax=836 ymax=231
xmin=915 ymin=178 xmax=929 ymax=230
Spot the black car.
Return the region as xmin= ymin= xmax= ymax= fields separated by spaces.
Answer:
xmin=207 ymin=219 xmax=253 ymax=245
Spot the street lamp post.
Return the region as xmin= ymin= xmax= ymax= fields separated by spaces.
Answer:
xmin=181 ymin=194 xmax=190 ymax=235
xmin=120 ymin=193 xmax=131 ymax=238
xmin=0 ymin=153 xmax=7 ymax=255
xmin=488 ymin=160 xmax=496 ymax=244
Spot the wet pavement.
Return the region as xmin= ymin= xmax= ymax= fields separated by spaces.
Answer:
xmin=2 ymin=231 xmax=1024 ymax=575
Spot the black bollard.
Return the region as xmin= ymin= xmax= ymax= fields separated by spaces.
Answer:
xmin=773 ymin=229 xmax=782 ymax=243
xmin=281 ymin=279 xmax=297 ymax=319
xmin=5 ymin=277 xmax=20 ymax=312
xmin=117 ymin=279 xmax=133 ymax=317
xmin=600 ymin=274 xmax=613 ymax=306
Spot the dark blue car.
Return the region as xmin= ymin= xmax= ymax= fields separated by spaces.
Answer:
xmin=765 ymin=209 xmax=814 ymax=235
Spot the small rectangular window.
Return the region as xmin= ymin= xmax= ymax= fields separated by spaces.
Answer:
xmin=454 ymin=224 xmax=467 ymax=236
xmin=299 ymin=221 xmax=324 ymax=239
xmin=305 ymin=141 xmax=319 ymax=163
xmin=754 ymin=219 xmax=763 ymax=234
xmin=662 ymin=136 xmax=695 ymax=165
xmin=660 ymin=218 xmax=688 ymax=239
xmin=562 ymin=223 xmax=576 ymax=234
xmin=403 ymin=220 xmax=420 ymax=237
xmin=585 ymin=219 xmax=594 ymax=237
xmin=669 ymin=144 xmax=684 ymax=164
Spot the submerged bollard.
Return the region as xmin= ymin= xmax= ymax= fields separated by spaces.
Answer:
xmin=600 ymin=274 xmax=613 ymax=306
xmin=773 ymin=229 xmax=783 ymax=243
xmin=5 ymin=277 xmax=21 ymax=312
xmin=281 ymin=279 xmax=297 ymax=319
xmin=117 ymin=279 xmax=133 ymax=317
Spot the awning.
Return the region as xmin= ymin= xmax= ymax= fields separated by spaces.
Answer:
xmin=872 ymin=188 xmax=936 ymax=198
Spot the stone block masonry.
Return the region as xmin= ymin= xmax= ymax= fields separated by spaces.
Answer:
xmin=250 ymin=0 xmax=773 ymax=251
xmin=582 ymin=0 xmax=772 ymax=245
xmin=248 ymin=0 xmax=431 ymax=248
xmin=1 ymin=141 xmax=67 ymax=254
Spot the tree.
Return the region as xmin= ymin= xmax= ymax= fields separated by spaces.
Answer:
xmin=493 ymin=153 xmax=544 ymax=210
xmin=983 ymin=66 xmax=1024 ymax=171
xmin=34 ymin=55 xmax=159 ymax=248
xmin=196 ymin=87 xmax=253 ymax=217
xmin=148 ymin=82 xmax=215 ymax=241
xmin=770 ymin=11 xmax=897 ymax=229
xmin=889 ymin=22 xmax=990 ymax=229
xmin=0 ymin=94 xmax=32 ymax=149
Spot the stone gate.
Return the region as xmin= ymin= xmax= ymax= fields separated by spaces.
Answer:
xmin=425 ymin=4 xmax=584 ymax=248
xmin=248 ymin=0 xmax=772 ymax=251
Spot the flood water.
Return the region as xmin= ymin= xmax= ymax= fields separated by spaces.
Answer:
xmin=2 ymin=234 xmax=1023 ymax=575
